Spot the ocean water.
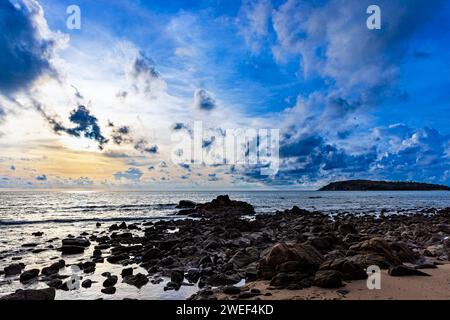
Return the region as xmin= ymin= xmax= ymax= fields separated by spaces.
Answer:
xmin=0 ymin=190 xmax=449 ymax=299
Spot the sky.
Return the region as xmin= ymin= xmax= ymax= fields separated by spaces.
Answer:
xmin=0 ymin=0 xmax=449 ymax=190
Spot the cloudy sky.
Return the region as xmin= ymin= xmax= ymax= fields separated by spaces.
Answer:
xmin=0 ymin=0 xmax=449 ymax=190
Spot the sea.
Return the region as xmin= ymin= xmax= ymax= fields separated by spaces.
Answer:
xmin=0 ymin=190 xmax=449 ymax=299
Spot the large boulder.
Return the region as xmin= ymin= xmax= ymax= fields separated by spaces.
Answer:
xmin=176 ymin=200 xmax=196 ymax=209
xmin=190 ymin=195 xmax=255 ymax=217
xmin=319 ymin=258 xmax=367 ymax=280
xmin=257 ymin=242 xmax=324 ymax=280
xmin=0 ymin=288 xmax=55 ymax=300
xmin=388 ymin=265 xmax=431 ymax=277
xmin=348 ymin=237 xmax=418 ymax=267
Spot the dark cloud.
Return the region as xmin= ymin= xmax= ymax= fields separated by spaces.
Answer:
xmin=208 ymin=173 xmax=219 ymax=181
xmin=10 ymin=165 xmax=16 ymax=170
xmin=130 ymin=51 xmax=161 ymax=94
xmin=113 ymin=168 xmax=143 ymax=182
xmin=71 ymin=85 xmax=84 ymax=100
xmin=194 ymin=89 xmax=216 ymax=110
xmin=34 ymin=103 xmax=107 ymax=149
xmin=111 ymin=125 xmax=132 ymax=145
xmin=134 ymin=139 xmax=158 ymax=154
xmin=35 ymin=174 xmax=47 ymax=181
xmin=0 ymin=0 xmax=59 ymax=95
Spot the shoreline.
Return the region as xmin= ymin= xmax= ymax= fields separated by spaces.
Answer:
xmin=1 ymin=195 xmax=450 ymax=300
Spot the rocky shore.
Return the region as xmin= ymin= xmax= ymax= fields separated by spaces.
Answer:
xmin=1 ymin=195 xmax=449 ymax=300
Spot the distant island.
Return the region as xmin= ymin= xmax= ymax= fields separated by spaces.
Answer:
xmin=319 ymin=180 xmax=450 ymax=191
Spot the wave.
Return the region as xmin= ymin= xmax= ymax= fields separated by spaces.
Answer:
xmin=64 ymin=203 xmax=177 ymax=211
xmin=0 ymin=215 xmax=178 ymax=226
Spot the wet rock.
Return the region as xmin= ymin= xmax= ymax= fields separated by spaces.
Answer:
xmin=96 ymin=222 xmax=101 ymax=227
xmin=269 ymin=272 xmax=312 ymax=289
xmin=388 ymin=265 xmax=431 ymax=277
xmin=61 ymin=244 xmax=85 ymax=255
xmin=229 ymin=248 xmax=259 ymax=269
xmin=101 ymin=287 xmax=116 ymax=295
xmin=190 ymin=195 xmax=255 ymax=217
xmin=4 ymin=263 xmax=24 ymax=276
xmin=346 ymin=253 xmax=391 ymax=269
xmin=41 ymin=261 xmax=64 ymax=276
xmin=123 ymin=273 xmax=149 ymax=288
xmin=46 ymin=279 xmax=63 ymax=289
xmin=82 ymin=261 xmax=96 ymax=273
xmin=103 ymin=275 xmax=118 ymax=287
xmin=185 ymin=268 xmax=201 ymax=283
xmin=223 ymin=285 xmax=241 ymax=295
xmin=176 ymin=200 xmax=196 ymax=209
xmin=170 ymin=270 xmax=184 ymax=284
xmin=19 ymin=269 xmax=40 ymax=283
xmin=106 ymin=253 xmax=129 ymax=264
xmin=0 ymin=288 xmax=55 ymax=301
xmin=62 ymin=237 xmax=91 ymax=247
xmin=313 ymin=270 xmax=343 ymax=288
xmin=121 ymin=267 xmax=133 ymax=277
xmin=82 ymin=279 xmax=92 ymax=288
xmin=32 ymin=232 xmax=44 ymax=237
xmin=142 ymin=248 xmax=161 ymax=261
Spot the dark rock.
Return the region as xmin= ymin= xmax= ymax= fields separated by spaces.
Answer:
xmin=0 ymin=288 xmax=55 ymax=301
xmin=319 ymin=258 xmax=367 ymax=280
xmin=46 ymin=279 xmax=63 ymax=289
xmin=223 ymin=286 xmax=241 ymax=295
xmin=4 ymin=263 xmax=24 ymax=276
xmin=61 ymin=245 xmax=85 ymax=255
xmin=388 ymin=265 xmax=431 ymax=277
xmin=101 ymin=287 xmax=116 ymax=294
xmin=123 ymin=273 xmax=149 ymax=288
xmin=258 ymin=242 xmax=324 ymax=280
xmin=82 ymin=279 xmax=92 ymax=288
xmin=190 ymin=195 xmax=255 ymax=217
xmin=313 ymin=270 xmax=343 ymax=288
xmin=20 ymin=269 xmax=40 ymax=283
xmin=62 ymin=237 xmax=90 ymax=247
xmin=82 ymin=261 xmax=96 ymax=273
xmin=106 ymin=253 xmax=129 ymax=264
xmin=176 ymin=200 xmax=196 ymax=209
xmin=170 ymin=270 xmax=184 ymax=284
xmin=96 ymin=222 xmax=101 ymax=227
xmin=32 ymin=232 xmax=44 ymax=237
xmin=142 ymin=248 xmax=161 ymax=261
xmin=121 ymin=267 xmax=133 ymax=277
xmin=103 ymin=275 xmax=118 ymax=287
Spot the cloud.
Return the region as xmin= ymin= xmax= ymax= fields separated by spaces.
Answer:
xmin=113 ymin=167 xmax=143 ymax=182
xmin=134 ymin=139 xmax=158 ymax=154
xmin=110 ymin=125 xmax=132 ymax=145
xmin=35 ymin=174 xmax=47 ymax=181
xmin=208 ymin=173 xmax=219 ymax=181
xmin=194 ymin=89 xmax=216 ymax=110
xmin=237 ymin=0 xmax=272 ymax=53
xmin=129 ymin=50 xmax=165 ymax=95
xmin=0 ymin=0 xmax=66 ymax=95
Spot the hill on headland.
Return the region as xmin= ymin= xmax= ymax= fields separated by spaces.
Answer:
xmin=318 ymin=180 xmax=450 ymax=191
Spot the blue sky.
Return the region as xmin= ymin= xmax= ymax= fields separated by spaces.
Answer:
xmin=0 ymin=0 xmax=449 ymax=189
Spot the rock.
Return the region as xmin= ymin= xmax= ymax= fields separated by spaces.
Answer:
xmin=123 ymin=273 xmax=149 ymax=288
xmin=313 ymin=270 xmax=343 ymax=288
xmin=0 ymin=288 xmax=56 ymax=300
xmin=142 ymin=248 xmax=161 ymax=261
xmin=319 ymin=258 xmax=367 ymax=280
xmin=82 ymin=279 xmax=92 ymax=288
xmin=414 ymin=263 xmax=437 ymax=269
xmin=46 ymin=279 xmax=63 ymax=289
xmin=176 ymin=200 xmax=196 ymax=209
xmin=4 ymin=263 xmax=24 ymax=276
xmin=82 ymin=261 xmax=96 ymax=273
xmin=388 ymin=265 xmax=431 ymax=277
xmin=62 ymin=237 xmax=90 ymax=247
xmin=106 ymin=253 xmax=129 ymax=264
xmin=103 ymin=275 xmax=118 ymax=287
xmin=346 ymin=253 xmax=391 ymax=269
xmin=223 ymin=286 xmax=241 ymax=295
xmin=96 ymin=222 xmax=101 ymax=227
xmin=32 ymin=231 xmax=44 ymax=237
xmin=229 ymin=248 xmax=259 ymax=269
xmin=190 ymin=195 xmax=255 ymax=217
xmin=20 ymin=269 xmax=40 ymax=283
xmin=258 ymin=242 xmax=324 ymax=279
xmin=338 ymin=223 xmax=357 ymax=235
xmin=61 ymin=245 xmax=85 ymax=255
xmin=101 ymin=287 xmax=116 ymax=295
xmin=185 ymin=268 xmax=201 ymax=283
xmin=349 ymin=237 xmax=417 ymax=266
xmin=170 ymin=270 xmax=184 ymax=284
xmin=121 ymin=267 xmax=133 ymax=277
xmin=269 ymin=272 xmax=312 ymax=289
